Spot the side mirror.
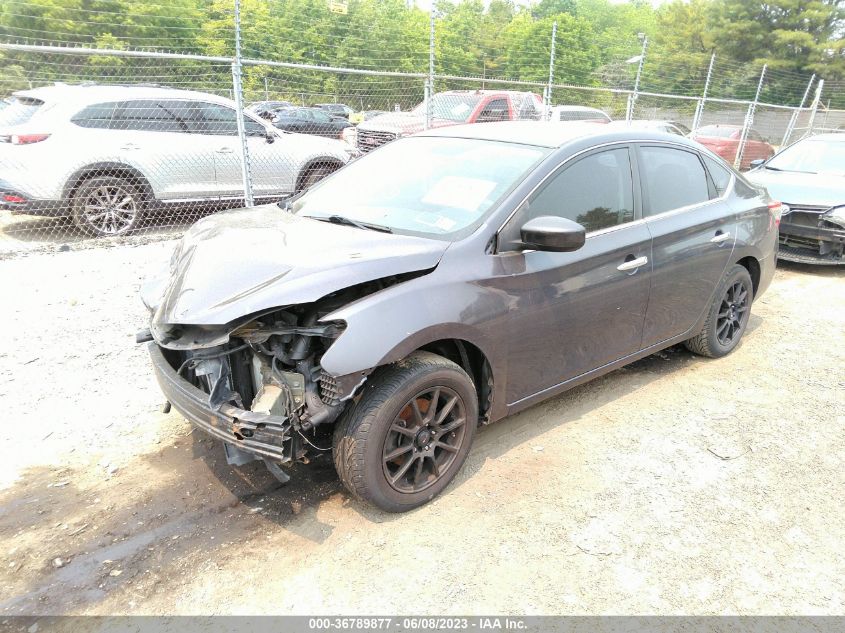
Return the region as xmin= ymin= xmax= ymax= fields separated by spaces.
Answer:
xmin=749 ymin=158 xmax=765 ymax=169
xmin=520 ymin=216 xmax=586 ymax=252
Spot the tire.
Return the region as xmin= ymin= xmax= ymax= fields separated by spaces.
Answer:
xmin=297 ymin=163 xmax=336 ymax=192
xmin=333 ymin=352 xmax=478 ymax=513
xmin=71 ymin=175 xmax=143 ymax=237
xmin=684 ymin=264 xmax=754 ymax=358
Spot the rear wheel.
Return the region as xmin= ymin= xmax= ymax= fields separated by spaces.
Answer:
xmin=71 ymin=175 xmax=143 ymax=237
xmin=333 ymin=352 xmax=477 ymax=512
xmin=685 ymin=264 xmax=753 ymax=358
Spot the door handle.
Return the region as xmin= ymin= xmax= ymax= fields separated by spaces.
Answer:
xmin=120 ymin=143 xmax=139 ymax=151
xmin=617 ymin=256 xmax=648 ymax=272
xmin=217 ymin=147 xmax=235 ymax=154
xmin=710 ymin=231 xmax=732 ymax=244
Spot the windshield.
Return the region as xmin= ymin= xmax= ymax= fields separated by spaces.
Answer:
xmin=411 ymin=94 xmax=483 ymax=123
xmin=766 ymin=138 xmax=845 ymax=174
xmin=0 ymin=96 xmax=45 ymax=128
xmin=291 ymin=136 xmax=549 ymax=239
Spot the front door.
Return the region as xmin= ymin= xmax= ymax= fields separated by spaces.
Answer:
xmin=492 ymin=146 xmax=652 ymax=405
xmin=635 ymin=144 xmax=737 ymax=348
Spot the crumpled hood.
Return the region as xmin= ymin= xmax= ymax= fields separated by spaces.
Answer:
xmin=745 ymin=168 xmax=845 ymax=208
xmin=359 ymin=112 xmax=459 ymax=136
xmin=150 ymin=205 xmax=448 ymax=326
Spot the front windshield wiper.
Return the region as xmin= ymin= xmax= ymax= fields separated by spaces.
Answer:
xmin=766 ymin=166 xmax=817 ymax=174
xmin=305 ymin=214 xmax=393 ymax=233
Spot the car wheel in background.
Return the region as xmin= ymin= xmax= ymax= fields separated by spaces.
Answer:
xmin=71 ymin=175 xmax=143 ymax=237
xmin=685 ymin=264 xmax=753 ymax=358
xmin=333 ymin=352 xmax=478 ymax=512
xmin=297 ymin=164 xmax=336 ymax=192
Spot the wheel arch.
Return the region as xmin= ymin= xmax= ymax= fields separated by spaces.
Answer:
xmin=416 ymin=338 xmax=494 ymax=424
xmin=63 ymin=162 xmax=156 ymax=206
xmin=295 ymin=157 xmax=345 ymax=192
xmin=735 ymin=255 xmax=761 ymax=298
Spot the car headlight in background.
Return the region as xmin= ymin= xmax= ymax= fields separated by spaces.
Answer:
xmin=821 ymin=205 xmax=845 ymax=229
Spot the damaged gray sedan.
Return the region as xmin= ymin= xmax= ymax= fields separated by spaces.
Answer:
xmin=141 ymin=122 xmax=778 ymax=512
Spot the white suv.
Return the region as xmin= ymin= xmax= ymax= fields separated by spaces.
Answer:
xmin=0 ymin=84 xmax=354 ymax=236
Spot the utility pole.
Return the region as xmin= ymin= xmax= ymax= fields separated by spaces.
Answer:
xmin=231 ymin=0 xmax=254 ymax=207
xmin=691 ymin=53 xmax=715 ymax=134
xmin=806 ymin=79 xmax=824 ymax=137
xmin=626 ymin=34 xmax=648 ymax=123
xmin=425 ymin=5 xmax=435 ymax=130
xmin=734 ymin=64 xmax=766 ymax=170
xmin=781 ymin=74 xmax=815 ymax=146
xmin=544 ymin=21 xmax=557 ymax=120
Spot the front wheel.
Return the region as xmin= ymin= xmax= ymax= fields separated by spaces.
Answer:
xmin=685 ymin=264 xmax=753 ymax=358
xmin=333 ymin=352 xmax=478 ymax=512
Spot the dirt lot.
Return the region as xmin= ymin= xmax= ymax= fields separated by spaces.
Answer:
xmin=0 ymin=240 xmax=843 ymax=618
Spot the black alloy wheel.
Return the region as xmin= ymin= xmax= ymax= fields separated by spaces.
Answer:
xmin=382 ymin=386 xmax=468 ymax=494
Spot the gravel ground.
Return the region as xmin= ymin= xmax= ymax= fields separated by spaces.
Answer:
xmin=0 ymin=241 xmax=843 ymax=618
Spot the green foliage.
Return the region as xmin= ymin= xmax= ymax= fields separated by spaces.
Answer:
xmin=0 ymin=0 xmax=842 ymax=106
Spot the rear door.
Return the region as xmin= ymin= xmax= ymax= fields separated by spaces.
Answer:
xmin=492 ymin=145 xmax=653 ymax=403
xmin=636 ymin=143 xmax=737 ymax=348
xmin=108 ymin=99 xmax=219 ymax=201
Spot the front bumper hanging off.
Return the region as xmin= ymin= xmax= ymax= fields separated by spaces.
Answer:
xmin=148 ymin=343 xmax=295 ymax=462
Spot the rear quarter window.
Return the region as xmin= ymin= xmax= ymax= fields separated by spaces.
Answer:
xmin=0 ymin=96 xmax=46 ymax=127
xmin=702 ymin=155 xmax=733 ymax=197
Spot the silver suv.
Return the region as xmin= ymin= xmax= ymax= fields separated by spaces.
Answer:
xmin=0 ymin=84 xmax=353 ymax=236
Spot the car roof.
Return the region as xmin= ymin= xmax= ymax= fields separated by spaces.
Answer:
xmin=14 ymin=84 xmax=234 ymax=107
xmin=699 ymin=124 xmax=742 ymax=130
xmin=551 ymin=105 xmax=606 ymax=112
xmin=417 ymin=121 xmax=698 ymax=149
xmin=440 ymin=90 xmax=538 ymax=97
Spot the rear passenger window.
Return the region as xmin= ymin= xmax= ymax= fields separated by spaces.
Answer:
xmin=115 ymin=100 xmax=185 ymax=132
xmin=702 ymin=155 xmax=733 ymax=197
xmin=71 ymin=102 xmax=121 ymax=129
xmin=521 ymin=147 xmax=635 ymax=233
xmin=639 ymin=146 xmax=710 ymax=216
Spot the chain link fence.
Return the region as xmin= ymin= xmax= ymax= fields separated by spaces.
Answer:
xmin=0 ymin=33 xmax=832 ymax=254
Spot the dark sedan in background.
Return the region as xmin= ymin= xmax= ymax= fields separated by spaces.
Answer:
xmin=271 ymin=106 xmax=353 ymax=139
xmin=142 ymin=122 xmax=779 ymax=512
xmin=746 ymin=133 xmax=845 ymax=264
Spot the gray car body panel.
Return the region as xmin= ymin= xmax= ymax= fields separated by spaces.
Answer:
xmin=746 ymin=167 xmax=844 ymax=208
xmin=152 ymin=206 xmax=449 ymax=326
xmin=150 ymin=123 xmax=777 ymax=424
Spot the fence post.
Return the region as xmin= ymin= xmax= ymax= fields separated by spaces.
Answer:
xmin=425 ymin=5 xmax=435 ymax=130
xmin=806 ymin=79 xmax=824 ymax=137
xmin=734 ymin=63 xmax=766 ymax=170
xmin=626 ymin=35 xmax=648 ymax=122
xmin=544 ymin=21 xmax=557 ymax=120
xmin=231 ymin=0 xmax=254 ymax=207
xmin=691 ymin=53 xmax=715 ymax=134
xmin=781 ymin=74 xmax=815 ymax=146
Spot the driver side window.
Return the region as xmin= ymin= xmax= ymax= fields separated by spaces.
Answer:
xmin=500 ymin=147 xmax=635 ymax=250
xmin=499 ymin=148 xmax=634 ymax=250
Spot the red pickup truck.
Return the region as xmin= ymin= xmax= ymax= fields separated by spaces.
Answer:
xmin=356 ymin=90 xmax=544 ymax=152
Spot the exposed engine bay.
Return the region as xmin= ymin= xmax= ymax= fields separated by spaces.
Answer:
xmin=148 ymin=275 xmax=426 ymax=475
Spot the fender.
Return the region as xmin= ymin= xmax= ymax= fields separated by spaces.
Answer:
xmin=62 ymin=161 xmax=156 ymax=204
xmin=319 ymin=273 xmax=509 ymax=419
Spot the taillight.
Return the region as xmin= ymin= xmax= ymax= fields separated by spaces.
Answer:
xmin=3 ymin=194 xmax=26 ymax=203
xmin=768 ymin=201 xmax=786 ymax=227
xmin=9 ymin=133 xmax=51 ymax=145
